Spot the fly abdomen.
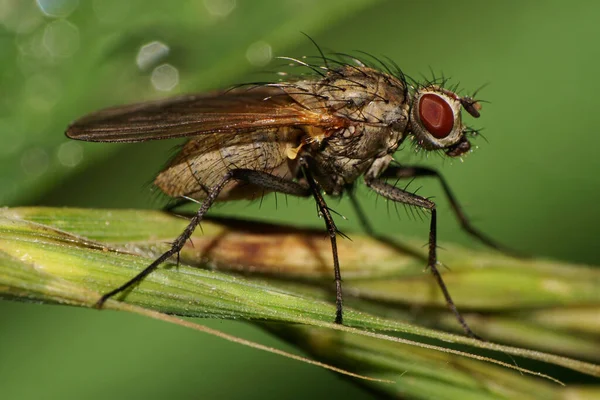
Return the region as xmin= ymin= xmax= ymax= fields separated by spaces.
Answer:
xmin=154 ymin=128 xmax=301 ymax=201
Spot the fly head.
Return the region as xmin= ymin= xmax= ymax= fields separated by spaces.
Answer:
xmin=408 ymin=85 xmax=482 ymax=158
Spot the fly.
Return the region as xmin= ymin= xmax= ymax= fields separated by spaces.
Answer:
xmin=66 ymin=49 xmax=515 ymax=338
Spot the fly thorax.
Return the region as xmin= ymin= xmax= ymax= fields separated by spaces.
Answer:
xmin=321 ymin=66 xmax=409 ymax=158
xmin=321 ymin=123 xmax=401 ymax=161
xmin=321 ymin=67 xmax=409 ymax=121
xmin=284 ymin=66 xmax=415 ymax=189
xmin=309 ymin=149 xmax=372 ymax=193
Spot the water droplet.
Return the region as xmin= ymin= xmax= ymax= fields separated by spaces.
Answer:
xmin=24 ymin=74 xmax=61 ymax=112
xmin=36 ymin=0 xmax=78 ymax=18
xmin=0 ymin=0 xmax=14 ymax=22
xmin=16 ymin=29 xmax=46 ymax=58
xmin=203 ymin=0 xmax=236 ymax=17
xmin=43 ymin=19 xmax=79 ymax=58
xmin=57 ymin=141 xmax=83 ymax=167
xmin=151 ymin=63 xmax=179 ymax=92
xmin=246 ymin=40 xmax=272 ymax=67
xmin=21 ymin=147 xmax=50 ymax=177
xmin=92 ymin=0 xmax=131 ymax=24
xmin=1 ymin=1 xmax=43 ymax=34
xmin=136 ymin=41 xmax=169 ymax=71
xmin=0 ymin=119 xmax=24 ymax=157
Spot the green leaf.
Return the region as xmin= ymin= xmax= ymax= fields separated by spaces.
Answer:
xmin=1 ymin=207 xmax=599 ymax=399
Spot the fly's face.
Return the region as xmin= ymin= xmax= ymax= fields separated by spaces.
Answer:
xmin=409 ymin=85 xmax=482 ymax=157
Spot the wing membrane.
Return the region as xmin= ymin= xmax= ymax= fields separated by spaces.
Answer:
xmin=66 ymin=86 xmax=344 ymax=143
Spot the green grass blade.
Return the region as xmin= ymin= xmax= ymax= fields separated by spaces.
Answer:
xmin=1 ymin=207 xmax=599 ymax=398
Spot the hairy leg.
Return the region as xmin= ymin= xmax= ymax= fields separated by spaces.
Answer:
xmin=300 ymin=159 xmax=344 ymax=324
xmin=379 ymin=165 xmax=523 ymax=257
xmin=95 ymin=168 xmax=310 ymax=308
xmin=363 ymin=176 xmax=480 ymax=339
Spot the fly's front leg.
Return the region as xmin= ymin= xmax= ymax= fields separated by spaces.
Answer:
xmin=95 ymin=168 xmax=310 ymax=308
xmin=380 ymin=165 xmax=523 ymax=257
xmin=365 ymin=177 xmax=480 ymax=339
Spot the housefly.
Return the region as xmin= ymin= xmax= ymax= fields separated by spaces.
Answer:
xmin=66 ymin=50 xmax=512 ymax=338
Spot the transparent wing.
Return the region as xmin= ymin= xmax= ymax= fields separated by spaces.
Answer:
xmin=66 ymin=86 xmax=346 ymax=143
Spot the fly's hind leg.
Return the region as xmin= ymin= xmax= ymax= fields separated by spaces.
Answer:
xmin=364 ymin=176 xmax=481 ymax=339
xmin=95 ymin=168 xmax=311 ymax=308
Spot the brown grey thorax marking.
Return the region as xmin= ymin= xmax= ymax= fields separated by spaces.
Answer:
xmin=288 ymin=66 xmax=411 ymax=194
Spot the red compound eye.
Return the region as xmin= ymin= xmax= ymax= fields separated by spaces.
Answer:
xmin=418 ymin=93 xmax=454 ymax=138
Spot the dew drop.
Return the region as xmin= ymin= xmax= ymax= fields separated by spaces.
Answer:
xmin=43 ymin=19 xmax=79 ymax=58
xmin=36 ymin=0 xmax=78 ymax=18
xmin=21 ymin=147 xmax=50 ymax=177
xmin=203 ymin=0 xmax=236 ymax=17
xmin=246 ymin=40 xmax=272 ymax=67
xmin=136 ymin=40 xmax=169 ymax=71
xmin=57 ymin=141 xmax=83 ymax=167
xmin=151 ymin=63 xmax=179 ymax=91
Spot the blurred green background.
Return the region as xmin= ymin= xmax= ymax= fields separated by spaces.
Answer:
xmin=1 ymin=0 xmax=599 ymax=399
